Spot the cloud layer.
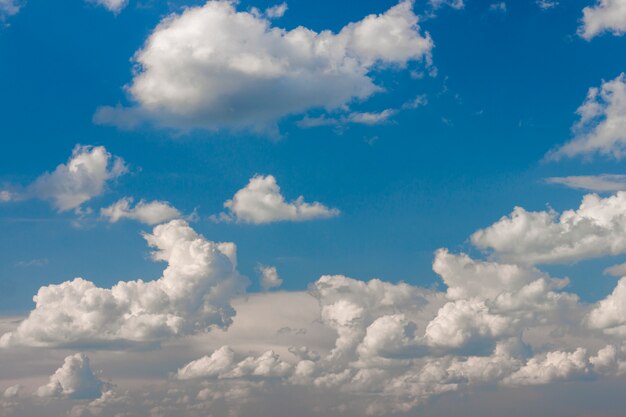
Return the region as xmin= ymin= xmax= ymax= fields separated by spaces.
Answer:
xmin=95 ymin=0 xmax=433 ymax=131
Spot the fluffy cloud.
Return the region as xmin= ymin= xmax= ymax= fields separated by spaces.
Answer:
xmin=258 ymin=265 xmax=283 ymax=291
xmin=177 ymin=346 xmax=292 ymax=380
xmin=503 ymin=348 xmax=590 ymax=386
xmin=0 ymin=145 xmax=127 ymax=212
xmin=546 ymin=174 xmax=626 ymax=192
xmin=216 ymin=175 xmax=339 ymax=224
xmin=471 ymin=192 xmax=626 ymax=265
xmin=36 ymin=353 xmax=109 ymax=400
xmin=579 ymin=0 xmax=626 ymax=39
xmin=100 ymin=197 xmax=181 ymax=225
xmin=588 ymin=277 xmax=626 ymax=336
xmin=94 ymin=0 xmax=433 ymax=132
xmin=0 ymin=220 xmax=247 ymax=348
xmin=89 ymin=0 xmax=127 ymax=14
xmin=548 ymin=74 xmax=626 ymax=160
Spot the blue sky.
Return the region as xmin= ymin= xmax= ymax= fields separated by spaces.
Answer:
xmin=3 ymin=0 xmax=626 ymax=415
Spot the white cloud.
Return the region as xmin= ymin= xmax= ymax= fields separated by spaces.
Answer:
xmin=1 ymin=145 xmax=127 ymax=212
xmin=258 ymin=265 xmax=283 ymax=291
xmin=503 ymin=348 xmax=590 ymax=386
xmin=0 ymin=220 xmax=247 ymax=348
xmin=548 ymin=74 xmax=626 ymax=160
xmin=2 ymin=384 xmax=21 ymax=398
xmin=588 ymin=277 xmax=626 ymax=336
xmin=489 ymin=2 xmax=507 ymax=12
xmin=36 ymin=353 xmax=109 ymax=400
xmin=429 ymin=0 xmax=464 ymax=9
xmin=216 ymin=175 xmax=339 ymax=224
xmin=579 ymin=0 xmax=626 ymax=40
xmin=101 ymin=197 xmax=181 ymax=225
xmin=177 ymin=346 xmax=292 ymax=380
xmin=346 ymin=109 xmax=397 ymax=125
xmin=94 ymin=0 xmax=433 ymax=132
xmin=546 ymin=174 xmax=626 ymax=192
xmin=604 ymin=261 xmax=626 ymax=276
xmin=471 ymin=192 xmax=626 ymax=265
xmin=0 ymin=0 xmax=20 ymax=19
xmin=537 ymin=0 xmax=558 ymax=9
xmin=89 ymin=0 xmax=128 ymax=14
xmin=264 ymin=2 xmax=287 ymax=19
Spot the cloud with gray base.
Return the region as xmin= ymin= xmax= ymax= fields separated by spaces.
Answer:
xmin=1 ymin=145 xmax=127 ymax=212
xmin=215 ymin=175 xmax=339 ymax=224
xmin=94 ymin=0 xmax=433 ymax=133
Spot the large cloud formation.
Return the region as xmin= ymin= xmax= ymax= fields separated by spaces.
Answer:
xmin=1 ymin=145 xmax=127 ymax=212
xmin=0 ymin=220 xmax=248 ymax=348
xmin=94 ymin=0 xmax=433 ymax=132
xmin=548 ymin=74 xmax=626 ymax=160
xmin=5 ymin=192 xmax=626 ymax=416
xmin=216 ymin=175 xmax=339 ymax=224
xmin=579 ymin=0 xmax=626 ymax=40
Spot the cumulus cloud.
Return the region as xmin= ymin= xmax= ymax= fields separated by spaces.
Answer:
xmin=503 ymin=348 xmax=590 ymax=386
xmin=94 ymin=0 xmax=433 ymax=132
xmin=548 ymin=74 xmax=626 ymax=160
xmin=100 ymin=197 xmax=181 ymax=225
xmin=471 ymin=191 xmax=626 ymax=265
xmin=0 ymin=145 xmax=127 ymax=212
xmin=258 ymin=265 xmax=283 ymax=291
xmin=88 ymin=0 xmax=127 ymax=14
xmin=588 ymin=278 xmax=626 ymax=336
xmin=546 ymin=174 xmax=626 ymax=192
xmin=216 ymin=175 xmax=339 ymax=224
xmin=36 ymin=353 xmax=109 ymax=400
xmin=579 ymin=0 xmax=626 ymax=40
xmin=0 ymin=220 xmax=247 ymax=348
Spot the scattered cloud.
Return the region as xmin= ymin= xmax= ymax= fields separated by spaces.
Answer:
xmin=0 ymin=145 xmax=127 ymax=212
xmin=0 ymin=220 xmax=248 ymax=348
xmin=94 ymin=0 xmax=433 ymax=133
xmin=547 ymin=74 xmax=626 ymax=160
xmin=0 ymin=0 xmax=20 ymax=20
xmin=489 ymin=2 xmax=507 ymax=12
xmin=264 ymin=2 xmax=287 ymax=19
xmin=604 ymin=261 xmax=626 ymax=276
xmin=537 ymin=0 xmax=558 ymax=10
xmin=100 ymin=197 xmax=181 ymax=225
xmin=88 ymin=0 xmax=128 ymax=14
xmin=258 ymin=265 xmax=283 ymax=291
xmin=579 ymin=0 xmax=626 ymax=40
xmin=545 ymin=174 xmax=626 ymax=192
xmin=215 ymin=175 xmax=339 ymax=224
xmin=36 ymin=353 xmax=110 ymax=400
xmin=429 ymin=0 xmax=464 ymax=10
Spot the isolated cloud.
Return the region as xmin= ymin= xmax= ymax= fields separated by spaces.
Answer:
xmin=546 ymin=174 xmax=626 ymax=192
xmin=548 ymin=74 xmax=626 ymax=160
xmin=258 ymin=265 xmax=283 ymax=291
xmin=579 ymin=0 xmax=626 ymax=39
xmin=537 ymin=0 xmax=558 ymax=9
xmin=101 ymin=197 xmax=181 ymax=225
xmin=36 ymin=353 xmax=109 ymax=400
xmin=217 ymin=175 xmax=339 ymax=224
xmin=94 ymin=0 xmax=433 ymax=132
xmin=88 ymin=0 xmax=127 ymax=14
xmin=1 ymin=145 xmax=127 ymax=212
xmin=0 ymin=0 xmax=20 ymax=19
xmin=0 ymin=220 xmax=247 ymax=348
xmin=429 ymin=0 xmax=464 ymax=9
xmin=471 ymin=191 xmax=626 ymax=265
